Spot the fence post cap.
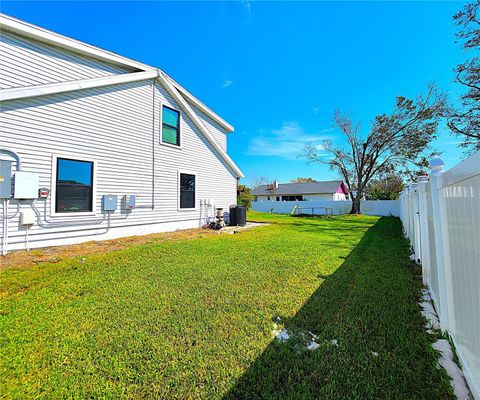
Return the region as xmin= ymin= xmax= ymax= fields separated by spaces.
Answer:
xmin=417 ymin=175 xmax=429 ymax=182
xmin=429 ymin=156 xmax=445 ymax=172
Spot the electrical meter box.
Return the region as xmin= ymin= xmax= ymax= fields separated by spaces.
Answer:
xmin=0 ymin=160 xmax=13 ymax=199
xmin=13 ymin=171 xmax=39 ymax=199
xmin=102 ymin=194 xmax=117 ymax=211
xmin=122 ymin=195 xmax=136 ymax=210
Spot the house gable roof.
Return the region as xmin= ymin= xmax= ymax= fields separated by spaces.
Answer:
xmin=0 ymin=13 xmax=243 ymax=177
xmin=251 ymin=180 xmax=346 ymax=196
xmin=0 ymin=14 xmax=234 ymax=133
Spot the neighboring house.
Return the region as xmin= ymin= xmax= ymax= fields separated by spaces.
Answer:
xmin=0 ymin=14 xmax=243 ymax=253
xmin=252 ymin=180 xmax=349 ymax=202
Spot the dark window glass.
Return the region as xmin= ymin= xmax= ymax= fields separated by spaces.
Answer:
xmin=162 ymin=106 xmax=180 ymax=146
xmin=281 ymin=195 xmax=303 ymax=201
xmin=56 ymin=158 xmax=93 ymax=213
xmin=180 ymin=173 xmax=195 ymax=209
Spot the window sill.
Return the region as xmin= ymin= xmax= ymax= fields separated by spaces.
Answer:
xmin=177 ymin=207 xmax=197 ymax=211
xmin=50 ymin=211 xmax=97 ymax=217
xmin=160 ymin=141 xmax=182 ymax=150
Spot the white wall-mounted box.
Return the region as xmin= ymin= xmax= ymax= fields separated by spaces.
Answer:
xmin=20 ymin=209 xmax=35 ymax=225
xmin=13 ymin=171 xmax=39 ymax=199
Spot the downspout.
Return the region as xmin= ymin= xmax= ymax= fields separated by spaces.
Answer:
xmin=151 ymin=80 xmax=156 ymax=209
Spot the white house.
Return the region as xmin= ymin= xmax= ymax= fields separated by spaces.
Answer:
xmin=0 ymin=14 xmax=243 ymax=254
xmin=252 ymin=180 xmax=349 ymax=202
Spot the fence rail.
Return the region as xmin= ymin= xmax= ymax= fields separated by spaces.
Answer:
xmin=252 ymin=199 xmax=400 ymax=217
xmin=399 ymin=152 xmax=480 ymax=400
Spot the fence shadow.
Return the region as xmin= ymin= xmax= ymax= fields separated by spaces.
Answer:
xmin=222 ymin=217 xmax=453 ymax=400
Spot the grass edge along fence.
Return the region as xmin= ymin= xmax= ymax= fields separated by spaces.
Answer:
xmin=399 ymin=152 xmax=480 ymax=400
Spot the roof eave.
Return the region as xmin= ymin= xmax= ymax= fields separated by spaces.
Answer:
xmin=0 ymin=13 xmax=235 ymax=133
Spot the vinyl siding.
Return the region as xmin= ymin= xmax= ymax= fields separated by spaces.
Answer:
xmin=1 ymin=79 xmax=237 ymax=251
xmin=191 ymin=104 xmax=228 ymax=151
xmin=0 ymin=30 xmax=135 ymax=89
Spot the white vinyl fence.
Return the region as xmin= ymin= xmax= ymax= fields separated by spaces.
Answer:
xmin=400 ymin=152 xmax=480 ymax=400
xmin=252 ymin=199 xmax=400 ymax=217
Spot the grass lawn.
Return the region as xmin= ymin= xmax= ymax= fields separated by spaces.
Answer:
xmin=0 ymin=212 xmax=453 ymax=399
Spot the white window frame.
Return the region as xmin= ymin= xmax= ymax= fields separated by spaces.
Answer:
xmin=50 ymin=154 xmax=97 ymax=217
xmin=160 ymin=102 xmax=182 ymax=149
xmin=177 ymin=170 xmax=197 ymax=211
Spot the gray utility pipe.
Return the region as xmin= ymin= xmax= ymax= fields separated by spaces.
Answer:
xmin=0 ymin=148 xmax=22 ymax=170
xmin=1 ymin=148 xmax=23 ymax=255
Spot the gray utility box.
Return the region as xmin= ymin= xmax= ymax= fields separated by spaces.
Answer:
xmin=0 ymin=160 xmax=13 ymax=199
xmin=13 ymin=171 xmax=39 ymax=199
xmin=122 ymin=195 xmax=136 ymax=210
xmin=102 ymin=194 xmax=117 ymax=211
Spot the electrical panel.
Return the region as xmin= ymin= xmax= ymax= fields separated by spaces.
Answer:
xmin=0 ymin=160 xmax=12 ymax=199
xmin=20 ymin=209 xmax=35 ymax=225
xmin=13 ymin=171 xmax=39 ymax=199
xmin=102 ymin=194 xmax=117 ymax=211
xmin=122 ymin=195 xmax=136 ymax=210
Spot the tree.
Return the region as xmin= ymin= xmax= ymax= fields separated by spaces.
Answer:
xmin=304 ymin=85 xmax=446 ymax=214
xmin=291 ymin=177 xmax=317 ymax=183
xmin=365 ymin=174 xmax=404 ymax=200
xmin=249 ymin=176 xmax=269 ymax=189
xmin=237 ymin=184 xmax=254 ymax=210
xmin=448 ymin=1 xmax=480 ymax=152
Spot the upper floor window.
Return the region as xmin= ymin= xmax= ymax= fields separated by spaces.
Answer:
xmin=162 ymin=105 xmax=180 ymax=146
xmin=56 ymin=158 xmax=94 ymax=213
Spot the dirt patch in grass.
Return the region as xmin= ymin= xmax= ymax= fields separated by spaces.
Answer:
xmin=0 ymin=228 xmax=217 ymax=271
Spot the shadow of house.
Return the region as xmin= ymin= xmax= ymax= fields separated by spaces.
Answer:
xmin=223 ymin=217 xmax=454 ymax=400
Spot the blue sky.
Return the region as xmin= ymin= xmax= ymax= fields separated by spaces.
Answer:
xmin=1 ymin=1 xmax=467 ymax=185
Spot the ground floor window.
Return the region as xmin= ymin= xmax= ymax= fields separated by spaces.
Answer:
xmin=55 ymin=158 xmax=94 ymax=213
xmin=282 ymin=195 xmax=303 ymax=201
xmin=179 ymin=172 xmax=196 ymax=209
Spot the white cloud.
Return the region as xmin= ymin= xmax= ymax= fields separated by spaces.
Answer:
xmin=222 ymin=80 xmax=234 ymax=88
xmin=313 ymin=106 xmax=321 ymax=114
xmin=247 ymin=122 xmax=332 ymax=160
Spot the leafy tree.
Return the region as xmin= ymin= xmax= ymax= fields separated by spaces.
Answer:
xmin=365 ymin=174 xmax=404 ymax=200
xmin=237 ymin=184 xmax=254 ymax=210
xmin=304 ymin=86 xmax=446 ymax=214
xmin=448 ymin=1 xmax=480 ymax=153
xmin=291 ymin=177 xmax=317 ymax=183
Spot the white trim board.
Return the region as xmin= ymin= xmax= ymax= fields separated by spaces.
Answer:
xmin=0 ymin=71 xmax=157 ymax=102
xmin=0 ymin=13 xmax=151 ymax=71
xmin=156 ymin=71 xmax=244 ymax=178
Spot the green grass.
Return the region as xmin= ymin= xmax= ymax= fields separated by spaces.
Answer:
xmin=0 ymin=212 xmax=453 ymax=399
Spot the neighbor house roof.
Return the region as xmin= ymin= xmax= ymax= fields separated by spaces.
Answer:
xmin=251 ymin=180 xmax=346 ymax=196
xmin=0 ymin=13 xmax=243 ymax=177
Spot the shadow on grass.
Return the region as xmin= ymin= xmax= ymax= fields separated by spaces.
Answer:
xmin=223 ymin=217 xmax=454 ymax=400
